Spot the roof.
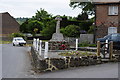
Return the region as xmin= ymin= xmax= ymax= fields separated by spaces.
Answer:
xmin=94 ymin=2 xmax=120 ymax=5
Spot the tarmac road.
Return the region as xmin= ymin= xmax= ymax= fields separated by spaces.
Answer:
xmin=1 ymin=44 xmax=119 ymax=78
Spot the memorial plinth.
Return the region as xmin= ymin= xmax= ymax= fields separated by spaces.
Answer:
xmin=49 ymin=15 xmax=69 ymax=50
xmin=50 ymin=15 xmax=64 ymax=41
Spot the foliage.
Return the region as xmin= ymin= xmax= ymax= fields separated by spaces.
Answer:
xmin=78 ymin=41 xmax=96 ymax=47
xmin=76 ymin=12 xmax=88 ymax=21
xmin=32 ymin=8 xmax=52 ymax=21
xmin=11 ymin=33 xmax=25 ymax=38
xmin=0 ymin=40 xmax=11 ymax=44
xmin=40 ymin=20 xmax=56 ymax=38
xmin=70 ymin=2 xmax=95 ymax=15
xmin=60 ymin=25 xmax=80 ymax=37
xmin=59 ymin=51 xmax=96 ymax=57
xmin=32 ymin=8 xmax=53 ymax=28
xmin=20 ymin=20 xmax=43 ymax=35
xmin=88 ymin=25 xmax=95 ymax=34
xmin=79 ymin=21 xmax=93 ymax=32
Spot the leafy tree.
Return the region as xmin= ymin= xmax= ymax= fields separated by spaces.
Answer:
xmin=32 ymin=8 xmax=52 ymax=21
xmin=88 ymin=25 xmax=95 ymax=34
xmin=70 ymin=2 xmax=95 ymax=15
xmin=20 ymin=20 xmax=43 ymax=35
xmin=32 ymin=8 xmax=53 ymax=28
xmin=20 ymin=20 xmax=29 ymax=33
xmin=76 ymin=12 xmax=88 ymax=21
xmin=60 ymin=25 xmax=80 ymax=37
xmin=41 ymin=20 xmax=56 ymax=38
xmin=79 ymin=21 xmax=93 ymax=32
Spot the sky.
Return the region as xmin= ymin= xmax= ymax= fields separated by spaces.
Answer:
xmin=0 ymin=0 xmax=82 ymax=18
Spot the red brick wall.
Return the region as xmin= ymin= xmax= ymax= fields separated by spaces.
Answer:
xmin=118 ymin=4 xmax=120 ymax=33
xmin=95 ymin=4 xmax=119 ymax=38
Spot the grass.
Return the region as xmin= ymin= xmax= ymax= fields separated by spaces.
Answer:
xmin=59 ymin=51 xmax=97 ymax=57
xmin=0 ymin=40 xmax=11 ymax=44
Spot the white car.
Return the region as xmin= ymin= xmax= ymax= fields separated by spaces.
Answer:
xmin=12 ymin=37 xmax=26 ymax=46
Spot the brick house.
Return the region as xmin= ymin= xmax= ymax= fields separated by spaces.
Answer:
xmin=0 ymin=12 xmax=20 ymax=37
xmin=95 ymin=2 xmax=120 ymax=38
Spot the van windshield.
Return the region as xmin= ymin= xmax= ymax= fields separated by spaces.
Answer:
xmin=16 ymin=39 xmax=24 ymax=41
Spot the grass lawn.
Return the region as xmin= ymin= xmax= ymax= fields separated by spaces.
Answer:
xmin=0 ymin=40 xmax=11 ymax=44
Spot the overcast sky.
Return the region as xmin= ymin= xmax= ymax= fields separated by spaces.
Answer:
xmin=0 ymin=0 xmax=82 ymax=18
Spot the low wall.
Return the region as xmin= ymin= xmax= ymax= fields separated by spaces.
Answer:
xmin=30 ymin=47 xmax=101 ymax=72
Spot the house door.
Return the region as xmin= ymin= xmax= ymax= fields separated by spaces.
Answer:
xmin=108 ymin=27 xmax=117 ymax=35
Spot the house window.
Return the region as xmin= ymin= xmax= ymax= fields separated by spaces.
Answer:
xmin=108 ymin=6 xmax=118 ymax=15
xmin=108 ymin=27 xmax=117 ymax=35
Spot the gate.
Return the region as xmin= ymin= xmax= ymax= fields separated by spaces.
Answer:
xmin=97 ymin=40 xmax=113 ymax=61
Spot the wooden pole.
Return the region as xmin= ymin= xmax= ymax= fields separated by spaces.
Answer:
xmin=109 ymin=41 xmax=113 ymax=61
xmin=97 ymin=41 xmax=100 ymax=57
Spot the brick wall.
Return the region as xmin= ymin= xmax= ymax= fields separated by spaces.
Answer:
xmin=118 ymin=4 xmax=120 ymax=33
xmin=95 ymin=4 xmax=119 ymax=38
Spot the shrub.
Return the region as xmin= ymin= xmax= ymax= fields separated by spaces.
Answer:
xmin=78 ymin=41 xmax=96 ymax=47
xmin=60 ymin=25 xmax=80 ymax=37
xmin=11 ymin=33 xmax=25 ymax=38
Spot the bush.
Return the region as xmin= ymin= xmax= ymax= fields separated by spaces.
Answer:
xmin=60 ymin=25 xmax=80 ymax=37
xmin=11 ymin=33 xmax=25 ymax=38
xmin=78 ymin=41 xmax=89 ymax=47
xmin=78 ymin=41 xmax=96 ymax=47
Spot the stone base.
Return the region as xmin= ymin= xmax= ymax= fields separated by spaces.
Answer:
xmin=49 ymin=41 xmax=70 ymax=50
xmin=50 ymin=33 xmax=64 ymax=41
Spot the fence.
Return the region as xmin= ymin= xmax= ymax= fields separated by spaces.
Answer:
xmin=96 ymin=40 xmax=120 ymax=61
xmin=32 ymin=38 xmax=79 ymax=59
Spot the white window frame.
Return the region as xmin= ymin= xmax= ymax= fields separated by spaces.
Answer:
xmin=108 ymin=27 xmax=117 ymax=35
xmin=108 ymin=6 xmax=118 ymax=15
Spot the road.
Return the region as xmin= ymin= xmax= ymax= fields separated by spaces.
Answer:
xmin=1 ymin=44 xmax=119 ymax=78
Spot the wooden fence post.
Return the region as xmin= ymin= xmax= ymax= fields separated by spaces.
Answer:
xmin=97 ymin=41 xmax=100 ymax=57
xmin=109 ymin=41 xmax=113 ymax=61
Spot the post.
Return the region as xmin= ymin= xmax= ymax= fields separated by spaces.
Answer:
xmin=33 ymin=38 xmax=35 ymax=48
xmin=33 ymin=38 xmax=37 ymax=49
xmin=97 ymin=41 xmax=100 ymax=57
xmin=109 ymin=41 xmax=113 ymax=61
xmin=39 ymin=40 xmax=42 ymax=56
xmin=76 ymin=39 xmax=78 ymax=50
xmin=44 ymin=42 xmax=49 ymax=58
xmin=105 ymin=40 xmax=108 ymax=55
xmin=36 ymin=38 xmax=39 ymax=51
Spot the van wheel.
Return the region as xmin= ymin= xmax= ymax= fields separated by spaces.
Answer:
xmin=13 ymin=43 xmax=15 ymax=46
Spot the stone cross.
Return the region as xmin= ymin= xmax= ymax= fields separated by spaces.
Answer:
xmin=55 ymin=15 xmax=62 ymax=33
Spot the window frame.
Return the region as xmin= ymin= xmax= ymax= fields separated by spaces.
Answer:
xmin=108 ymin=5 xmax=118 ymax=16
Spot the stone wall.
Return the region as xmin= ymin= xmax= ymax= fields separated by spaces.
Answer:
xmin=79 ymin=34 xmax=94 ymax=44
xmin=30 ymin=47 xmax=100 ymax=72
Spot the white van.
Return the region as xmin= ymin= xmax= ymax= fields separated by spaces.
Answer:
xmin=12 ymin=37 xmax=26 ymax=46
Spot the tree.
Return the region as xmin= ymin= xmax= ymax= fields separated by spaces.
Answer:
xmin=60 ymin=25 xmax=80 ymax=37
xmin=70 ymin=2 xmax=95 ymax=15
xmin=76 ymin=12 xmax=88 ymax=21
xmin=20 ymin=20 xmax=43 ymax=35
xmin=41 ymin=20 xmax=56 ymax=38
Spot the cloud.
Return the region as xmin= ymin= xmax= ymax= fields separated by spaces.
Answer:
xmin=0 ymin=0 xmax=81 ymax=17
